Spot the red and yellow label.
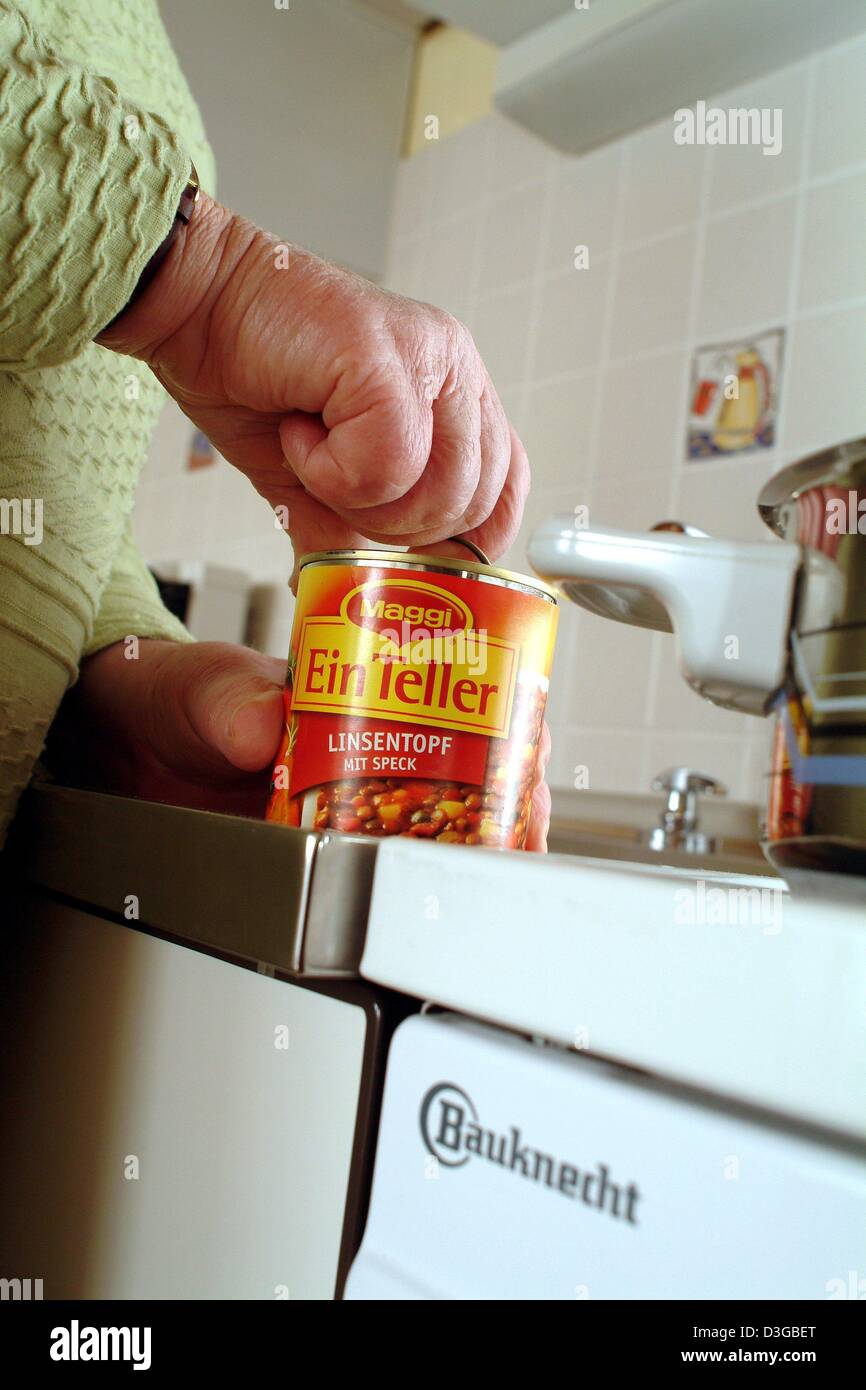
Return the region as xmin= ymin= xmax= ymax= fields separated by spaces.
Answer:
xmin=293 ymin=578 xmax=519 ymax=737
xmin=267 ymin=557 xmax=557 ymax=849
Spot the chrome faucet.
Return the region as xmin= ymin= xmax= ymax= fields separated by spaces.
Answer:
xmin=647 ymin=767 xmax=726 ymax=855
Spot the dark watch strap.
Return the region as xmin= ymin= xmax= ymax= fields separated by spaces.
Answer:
xmin=101 ymin=162 xmax=200 ymax=331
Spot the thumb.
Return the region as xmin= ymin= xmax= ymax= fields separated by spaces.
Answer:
xmin=166 ymin=643 xmax=286 ymax=773
xmin=70 ymin=640 xmax=287 ymax=796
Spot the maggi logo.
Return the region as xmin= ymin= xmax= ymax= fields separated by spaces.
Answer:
xmin=343 ymin=578 xmax=472 ymax=641
xmin=360 ymin=597 xmax=454 ymax=628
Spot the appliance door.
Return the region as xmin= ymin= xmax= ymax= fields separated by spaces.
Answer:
xmin=0 ymin=889 xmax=378 ymax=1299
xmin=346 ymin=1013 xmax=866 ymax=1300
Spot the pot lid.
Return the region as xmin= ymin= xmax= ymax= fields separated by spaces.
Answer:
xmin=758 ymin=435 xmax=866 ymax=536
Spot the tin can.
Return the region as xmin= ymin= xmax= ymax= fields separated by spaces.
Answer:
xmin=266 ymin=550 xmax=558 ymax=849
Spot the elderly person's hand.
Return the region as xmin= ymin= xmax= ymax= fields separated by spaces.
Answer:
xmin=99 ymin=192 xmax=529 ymax=583
xmin=55 ymin=639 xmax=552 ymax=851
xmin=93 ymin=199 xmax=551 ymax=846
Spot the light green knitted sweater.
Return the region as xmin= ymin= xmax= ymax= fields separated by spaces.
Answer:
xmin=0 ymin=0 xmax=216 ymax=843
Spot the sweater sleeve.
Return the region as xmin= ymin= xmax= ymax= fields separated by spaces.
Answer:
xmin=0 ymin=0 xmax=191 ymax=372
xmin=85 ymin=520 xmax=193 ymax=656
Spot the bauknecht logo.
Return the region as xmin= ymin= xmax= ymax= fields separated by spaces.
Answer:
xmin=420 ymin=1082 xmax=641 ymax=1224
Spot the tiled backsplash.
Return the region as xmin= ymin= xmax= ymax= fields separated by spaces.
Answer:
xmin=384 ymin=31 xmax=866 ymax=802
xmin=135 ymin=402 xmax=298 ymax=662
xmin=134 ymin=31 xmax=866 ymax=805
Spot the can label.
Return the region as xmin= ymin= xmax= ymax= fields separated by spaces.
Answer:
xmin=267 ymin=557 xmax=557 ymax=849
xmin=766 ymin=694 xmax=813 ymax=842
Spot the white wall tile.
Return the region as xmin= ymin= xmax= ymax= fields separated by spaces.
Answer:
xmin=465 ymin=283 xmax=536 ymax=390
xmin=144 ymin=398 xmax=192 ymax=480
xmin=248 ymin=522 xmax=294 ymax=582
xmin=621 ymin=119 xmax=705 ymax=241
xmin=489 ymin=112 xmax=553 ymax=191
xmin=530 ymin=263 xmax=611 ymax=380
xmin=209 ymin=464 xmax=261 ymax=546
xmin=477 ymin=183 xmax=549 ymax=296
xmin=496 ymin=383 xmax=526 ymax=434
xmin=265 ymin=622 xmax=294 ymax=663
xmin=385 ymin=235 xmax=425 ymax=299
xmin=390 ymin=152 xmax=433 ymax=240
xmin=548 ymin=727 xmax=649 ymax=795
xmin=706 ymin=64 xmax=809 ymax=214
xmin=783 ymin=305 xmax=866 ymax=453
xmin=568 ymin=614 xmax=656 ymax=728
xmin=696 ymin=196 xmax=797 ymax=340
xmin=797 ymin=172 xmax=866 ymax=310
xmin=671 ymin=453 xmax=780 ymax=541
xmin=541 ymin=144 xmax=621 ymax=276
xmin=808 ymin=33 xmax=866 ymax=177
xmin=650 ymin=655 xmax=750 ymax=739
xmin=416 ymin=213 xmax=479 ymax=319
xmin=609 ymin=229 xmax=696 ymax=358
xmin=587 ymin=469 xmax=678 ymax=531
xmin=595 ymin=350 xmax=686 ymax=477
xmin=145 ymin=480 xmax=192 ymax=561
xmin=520 ymin=371 xmax=597 ymax=491
xmin=644 ymin=731 xmax=748 ymax=798
xmin=131 ymin=490 xmax=158 ymax=554
xmin=422 ymin=119 xmax=494 ymax=221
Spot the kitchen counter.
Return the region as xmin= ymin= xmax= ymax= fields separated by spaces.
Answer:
xmin=10 ymin=781 xmax=375 ymax=977
xmin=11 ymin=781 xmax=866 ymax=1141
xmin=5 ymin=781 xmax=865 ymax=1300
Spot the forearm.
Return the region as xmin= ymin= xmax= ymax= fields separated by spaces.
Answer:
xmin=96 ymin=137 xmax=525 ymax=567
xmin=95 ymin=189 xmax=331 ymax=391
xmin=96 ymin=191 xmax=252 ymax=366
xmin=0 ymin=0 xmax=190 ymax=371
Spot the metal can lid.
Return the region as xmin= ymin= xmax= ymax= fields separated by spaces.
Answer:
xmin=297 ymin=548 xmax=558 ymax=603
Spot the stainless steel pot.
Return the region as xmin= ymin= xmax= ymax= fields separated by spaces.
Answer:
xmin=528 ymin=437 xmax=866 ymax=876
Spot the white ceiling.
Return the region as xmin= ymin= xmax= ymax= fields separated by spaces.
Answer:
xmin=355 ymin=0 xmax=430 ymax=30
xmin=377 ymin=0 xmax=573 ymax=45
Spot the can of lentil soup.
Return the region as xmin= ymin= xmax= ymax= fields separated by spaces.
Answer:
xmin=266 ymin=550 xmax=558 ymax=849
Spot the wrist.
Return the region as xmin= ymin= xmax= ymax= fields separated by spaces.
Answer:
xmin=96 ymin=191 xmax=251 ymax=366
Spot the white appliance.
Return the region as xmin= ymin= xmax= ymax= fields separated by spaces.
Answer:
xmin=346 ymin=1013 xmax=866 ymax=1300
xmin=346 ymin=839 xmax=866 ymax=1298
xmin=155 ymin=560 xmax=251 ymax=643
xmin=0 ymin=893 xmax=370 ymax=1300
xmin=7 ymin=787 xmax=866 ymax=1300
xmin=358 ymin=840 xmax=866 ymax=1137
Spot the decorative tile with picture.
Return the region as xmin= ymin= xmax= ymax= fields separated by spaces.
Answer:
xmin=187 ymin=428 xmax=216 ymax=471
xmin=687 ymin=328 xmax=785 ymax=460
